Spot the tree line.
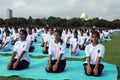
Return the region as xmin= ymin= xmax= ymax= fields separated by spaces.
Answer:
xmin=0 ymin=16 xmax=120 ymax=28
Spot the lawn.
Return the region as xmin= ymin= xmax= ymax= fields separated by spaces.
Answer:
xmin=0 ymin=32 xmax=120 ymax=80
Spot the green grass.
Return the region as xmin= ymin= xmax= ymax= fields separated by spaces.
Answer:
xmin=0 ymin=32 xmax=120 ymax=80
xmin=102 ymin=32 xmax=120 ymax=79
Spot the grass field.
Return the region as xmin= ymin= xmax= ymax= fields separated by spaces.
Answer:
xmin=0 ymin=32 xmax=120 ymax=80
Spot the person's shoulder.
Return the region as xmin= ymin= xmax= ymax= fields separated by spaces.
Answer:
xmin=98 ymin=44 xmax=105 ymax=49
xmin=86 ymin=43 xmax=92 ymax=47
xmin=15 ymin=40 xmax=20 ymax=45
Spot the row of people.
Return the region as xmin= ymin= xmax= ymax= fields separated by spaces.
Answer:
xmin=41 ymin=28 xmax=110 ymax=56
xmin=6 ymin=29 xmax=105 ymax=76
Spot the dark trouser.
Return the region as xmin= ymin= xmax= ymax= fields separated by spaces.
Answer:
xmin=0 ymin=40 xmax=2 ymax=44
xmin=34 ymin=39 xmax=37 ymax=42
xmin=66 ymin=44 xmax=70 ymax=48
xmin=83 ymin=63 xmax=104 ymax=76
xmin=41 ymin=42 xmax=45 ymax=47
xmin=8 ymin=59 xmax=30 ymax=70
xmin=79 ymin=45 xmax=85 ymax=50
xmin=45 ymin=59 xmax=66 ymax=73
xmin=11 ymin=40 xmax=17 ymax=45
xmin=29 ymin=46 xmax=35 ymax=52
xmin=42 ymin=46 xmax=49 ymax=54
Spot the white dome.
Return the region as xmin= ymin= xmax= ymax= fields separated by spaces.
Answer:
xmin=99 ymin=16 xmax=102 ymax=20
xmin=66 ymin=16 xmax=72 ymax=20
xmin=80 ymin=12 xmax=88 ymax=20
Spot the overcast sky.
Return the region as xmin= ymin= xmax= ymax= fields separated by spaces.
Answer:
xmin=0 ymin=0 xmax=120 ymax=21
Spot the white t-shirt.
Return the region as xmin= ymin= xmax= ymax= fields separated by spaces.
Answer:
xmin=49 ymin=41 xmax=66 ymax=60
xmin=0 ymin=33 xmax=3 ymax=40
xmin=85 ymin=43 xmax=105 ymax=64
xmin=33 ymin=32 xmax=38 ymax=40
xmin=14 ymin=40 xmax=30 ymax=62
xmin=42 ymin=33 xmax=48 ymax=43
xmin=12 ymin=33 xmax=20 ymax=40
xmin=70 ymin=37 xmax=80 ymax=55
xmin=79 ymin=36 xmax=86 ymax=46
xmin=62 ymin=33 xmax=71 ymax=44
xmin=103 ymin=31 xmax=109 ymax=37
xmin=86 ymin=36 xmax=91 ymax=45
xmin=100 ymin=33 xmax=104 ymax=40
xmin=44 ymin=34 xmax=54 ymax=46
xmin=26 ymin=34 xmax=35 ymax=46
xmin=2 ymin=36 xmax=11 ymax=49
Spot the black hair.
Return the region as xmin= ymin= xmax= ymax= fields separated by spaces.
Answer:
xmin=92 ymin=31 xmax=100 ymax=38
xmin=74 ymin=30 xmax=78 ymax=42
xmin=28 ymin=27 xmax=32 ymax=31
xmin=87 ymin=31 xmax=90 ymax=36
xmin=5 ymin=29 xmax=10 ymax=34
xmin=20 ymin=29 xmax=27 ymax=36
xmin=49 ymin=27 xmax=53 ymax=31
xmin=54 ymin=29 xmax=63 ymax=45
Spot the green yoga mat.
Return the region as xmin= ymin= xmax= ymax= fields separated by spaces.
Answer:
xmin=0 ymin=56 xmax=118 ymax=80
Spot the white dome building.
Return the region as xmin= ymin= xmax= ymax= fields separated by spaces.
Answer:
xmin=99 ymin=16 xmax=102 ymax=20
xmin=66 ymin=16 xmax=72 ymax=20
xmin=80 ymin=12 xmax=89 ymax=20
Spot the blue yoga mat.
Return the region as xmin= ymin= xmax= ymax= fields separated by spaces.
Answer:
xmin=0 ymin=43 xmax=86 ymax=58
xmin=65 ymin=48 xmax=86 ymax=58
xmin=0 ymin=47 xmax=14 ymax=54
xmin=0 ymin=56 xmax=118 ymax=80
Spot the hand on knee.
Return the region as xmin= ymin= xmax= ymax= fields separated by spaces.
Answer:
xmin=53 ymin=64 xmax=58 ymax=72
xmin=46 ymin=64 xmax=52 ymax=71
xmin=87 ymin=67 xmax=92 ymax=75
xmin=93 ymin=68 xmax=99 ymax=76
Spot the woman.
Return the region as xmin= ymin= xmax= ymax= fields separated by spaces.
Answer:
xmin=27 ymin=27 xmax=35 ymax=52
xmin=11 ymin=27 xmax=20 ymax=45
xmin=45 ymin=30 xmax=66 ymax=73
xmin=83 ymin=31 xmax=105 ymax=76
xmin=0 ymin=29 xmax=11 ymax=51
xmin=70 ymin=30 xmax=80 ymax=56
xmin=43 ymin=28 xmax=54 ymax=54
xmin=7 ymin=30 xmax=30 ymax=70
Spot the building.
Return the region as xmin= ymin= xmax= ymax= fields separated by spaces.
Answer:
xmin=6 ymin=9 xmax=13 ymax=18
xmin=66 ymin=16 xmax=72 ymax=20
xmin=80 ymin=12 xmax=89 ymax=20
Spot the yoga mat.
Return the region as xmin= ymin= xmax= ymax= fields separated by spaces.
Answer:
xmin=29 ymin=44 xmax=86 ymax=58
xmin=0 ymin=47 xmax=14 ymax=54
xmin=65 ymin=48 xmax=86 ymax=58
xmin=0 ymin=56 xmax=118 ymax=80
xmin=29 ymin=44 xmax=48 ymax=57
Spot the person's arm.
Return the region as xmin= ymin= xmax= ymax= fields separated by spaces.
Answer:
xmin=16 ymin=51 xmax=26 ymax=63
xmin=70 ymin=44 xmax=73 ymax=54
xmin=44 ymin=42 xmax=47 ymax=50
xmin=85 ymin=45 xmax=92 ymax=75
xmin=56 ymin=53 xmax=63 ymax=65
xmin=8 ymin=51 xmax=17 ymax=68
xmin=83 ymin=38 xmax=87 ymax=45
xmin=30 ymin=41 xmax=33 ymax=46
xmin=87 ymin=57 xmax=91 ymax=68
xmin=0 ymin=42 xmax=8 ymax=50
xmin=86 ymin=56 xmax=92 ymax=75
xmin=13 ymin=51 xmax=26 ymax=69
xmin=0 ymin=43 xmax=4 ymax=48
xmin=73 ymin=44 xmax=79 ymax=54
xmin=53 ymin=53 xmax=63 ymax=71
xmin=10 ymin=51 xmax=17 ymax=62
xmin=93 ymin=57 xmax=101 ymax=75
xmin=66 ymin=37 xmax=70 ymax=43
xmin=13 ymin=38 xmax=18 ymax=43
xmin=48 ymin=55 xmax=52 ymax=66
